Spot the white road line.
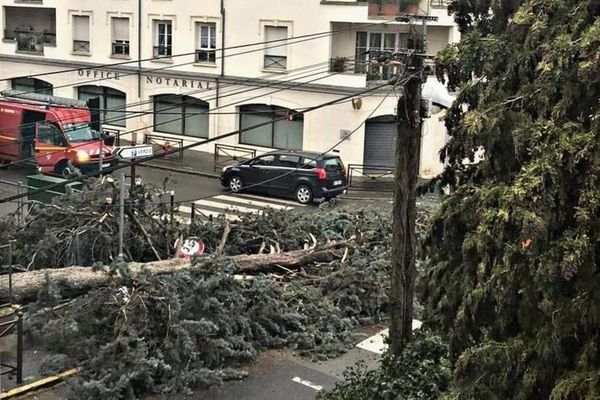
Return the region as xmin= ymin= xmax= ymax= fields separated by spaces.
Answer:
xmin=236 ymin=193 xmax=306 ymax=207
xmin=291 ymin=377 xmax=323 ymax=392
xmin=212 ymin=195 xmax=293 ymax=210
xmin=356 ymin=320 xmax=423 ymax=354
xmin=194 ymin=199 xmax=264 ymax=214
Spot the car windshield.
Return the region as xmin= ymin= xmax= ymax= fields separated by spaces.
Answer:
xmin=63 ymin=123 xmax=99 ymax=142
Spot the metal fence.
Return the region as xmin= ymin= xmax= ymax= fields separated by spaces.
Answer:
xmin=145 ymin=134 xmax=184 ymax=161
xmin=214 ymin=144 xmax=256 ymax=173
xmin=0 ymin=179 xmax=68 ymax=223
xmin=346 ymin=164 xmax=395 ymax=192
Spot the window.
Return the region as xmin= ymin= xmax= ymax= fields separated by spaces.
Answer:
xmin=111 ymin=17 xmax=130 ymax=56
xmin=153 ymin=20 xmax=172 ymax=58
xmin=251 ymin=155 xmax=276 ymax=166
xmin=153 ymin=95 xmax=209 ymax=138
xmin=355 ymin=31 xmax=408 ymax=78
xmin=195 ymin=22 xmax=216 ymax=63
xmin=38 ymin=124 xmax=66 ymax=146
xmin=73 ymin=15 xmax=91 ymax=53
xmin=276 ymin=154 xmax=300 ymax=168
xmin=301 ymin=157 xmax=317 ymax=169
xmin=11 ymin=77 xmax=53 ymax=95
xmin=264 ymin=26 xmax=288 ymax=70
xmin=78 ymin=86 xmax=127 ymax=127
xmin=239 ymin=105 xmax=303 ymax=150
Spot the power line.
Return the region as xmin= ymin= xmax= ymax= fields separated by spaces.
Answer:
xmin=0 ymin=22 xmax=385 ymax=83
xmin=0 ymin=59 xmax=361 ymax=168
xmin=0 ymin=82 xmax=391 ymax=205
xmin=0 ymin=58 xmax=346 ymax=134
xmin=6 ymin=22 xmax=387 ymax=98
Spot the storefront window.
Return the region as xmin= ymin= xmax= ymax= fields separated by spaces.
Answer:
xmin=153 ymin=95 xmax=209 ymax=138
xmin=77 ymin=86 xmax=126 ymax=127
xmin=239 ymin=104 xmax=303 ymax=150
xmin=11 ymin=77 xmax=53 ymax=95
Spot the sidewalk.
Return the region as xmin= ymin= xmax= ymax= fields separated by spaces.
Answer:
xmin=140 ymin=149 xmax=222 ymax=179
xmin=140 ymin=149 xmax=396 ymax=199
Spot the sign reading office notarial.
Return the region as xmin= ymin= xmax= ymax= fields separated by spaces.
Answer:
xmin=77 ymin=69 xmax=212 ymax=90
xmin=114 ymin=145 xmax=153 ymax=160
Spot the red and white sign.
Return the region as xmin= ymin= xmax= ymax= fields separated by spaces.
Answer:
xmin=174 ymin=237 xmax=206 ymax=259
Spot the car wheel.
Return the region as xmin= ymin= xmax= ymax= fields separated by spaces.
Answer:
xmin=295 ymin=185 xmax=313 ymax=204
xmin=55 ymin=161 xmax=72 ymax=179
xmin=228 ymin=175 xmax=243 ymax=193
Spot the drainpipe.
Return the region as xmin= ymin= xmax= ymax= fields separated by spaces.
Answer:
xmin=137 ymin=0 xmax=143 ymax=143
xmin=137 ymin=0 xmax=142 ymax=99
xmin=220 ymin=0 xmax=226 ymax=78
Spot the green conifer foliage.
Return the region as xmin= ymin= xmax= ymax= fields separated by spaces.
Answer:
xmin=420 ymin=0 xmax=600 ymax=398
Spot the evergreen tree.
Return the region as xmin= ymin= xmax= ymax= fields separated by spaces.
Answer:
xmin=420 ymin=0 xmax=600 ymax=398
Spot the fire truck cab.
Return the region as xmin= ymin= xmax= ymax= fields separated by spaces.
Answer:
xmin=0 ymin=90 xmax=117 ymax=177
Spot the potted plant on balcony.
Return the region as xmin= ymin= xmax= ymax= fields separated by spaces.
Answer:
xmin=399 ymin=0 xmax=420 ymax=14
xmin=381 ymin=0 xmax=399 ymax=16
xmin=331 ymin=57 xmax=348 ymax=73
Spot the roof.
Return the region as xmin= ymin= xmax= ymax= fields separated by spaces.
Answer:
xmin=266 ymin=150 xmax=340 ymax=159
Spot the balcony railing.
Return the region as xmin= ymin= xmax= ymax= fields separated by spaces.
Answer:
xmin=6 ymin=30 xmax=56 ymax=54
xmin=112 ymin=41 xmax=130 ymax=56
xmin=153 ymin=45 xmax=172 ymax=58
xmin=73 ymin=40 xmax=90 ymax=53
xmin=430 ymin=0 xmax=451 ymax=7
xmin=264 ymin=55 xmax=287 ymax=70
xmin=195 ymin=49 xmax=216 ymax=63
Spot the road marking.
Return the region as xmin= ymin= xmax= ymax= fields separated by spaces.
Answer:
xmin=236 ymin=193 xmax=306 ymax=207
xmin=291 ymin=377 xmax=323 ymax=391
xmin=356 ymin=320 xmax=423 ymax=354
xmin=178 ymin=206 xmax=240 ymax=222
xmin=213 ymin=194 xmax=293 ymax=210
xmin=194 ymin=199 xmax=264 ymax=214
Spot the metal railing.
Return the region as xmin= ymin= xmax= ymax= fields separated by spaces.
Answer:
xmin=112 ymin=41 xmax=130 ymax=56
xmin=145 ymin=134 xmax=184 ymax=160
xmin=264 ymin=55 xmax=287 ymax=70
xmin=214 ymin=144 xmax=256 ymax=173
xmin=0 ymin=310 xmax=23 ymax=386
xmin=195 ymin=49 xmax=216 ymax=63
xmin=153 ymin=45 xmax=172 ymax=58
xmin=430 ymin=0 xmax=451 ymax=7
xmin=73 ymin=40 xmax=90 ymax=53
xmin=346 ymin=164 xmax=395 ymax=192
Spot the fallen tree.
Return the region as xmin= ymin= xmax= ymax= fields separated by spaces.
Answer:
xmin=1 ymin=240 xmax=349 ymax=302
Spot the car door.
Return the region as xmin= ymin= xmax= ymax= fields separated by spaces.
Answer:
xmin=35 ymin=122 xmax=68 ymax=170
xmin=271 ymin=154 xmax=300 ymax=192
xmin=244 ymin=154 xmax=277 ymax=191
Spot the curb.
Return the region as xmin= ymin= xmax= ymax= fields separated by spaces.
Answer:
xmin=139 ymin=162 xmax=220 ymax=179
xmin=340 ymin=195 xmax=393 ymax=201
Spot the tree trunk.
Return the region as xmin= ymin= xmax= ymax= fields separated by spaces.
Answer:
xmin=389 ymin=75 xmax=422 ymax=355
xmin=0 ymin=243 xmax=347 ymax=303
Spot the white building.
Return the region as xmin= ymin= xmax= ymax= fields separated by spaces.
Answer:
xmin=0 ymin=0 xmax=458 ymax=177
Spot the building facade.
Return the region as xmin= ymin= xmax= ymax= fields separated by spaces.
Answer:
xmin=0 ymin=0 xmax=458 ymax=177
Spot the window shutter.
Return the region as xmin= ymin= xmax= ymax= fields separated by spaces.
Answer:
xmin=265 ymin=26 xmax=287 ymax=57
xmin=73 ymin=16 xmax=90 ymax=41
xmin=112 ymin=18 xmax=129 ymax=41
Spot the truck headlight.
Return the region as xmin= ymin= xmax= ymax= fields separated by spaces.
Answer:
xmin=76 ymin=150 xmax=90 ymax=163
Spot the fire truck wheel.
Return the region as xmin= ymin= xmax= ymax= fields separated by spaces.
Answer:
xmin=55 ymin=161 xmax=72 ymax=179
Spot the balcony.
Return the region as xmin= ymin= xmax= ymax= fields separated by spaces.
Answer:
xmin=367 ymin=0 xmax=426 ymax=18
xmin=3 ymin=6 xmax=56 ymax=54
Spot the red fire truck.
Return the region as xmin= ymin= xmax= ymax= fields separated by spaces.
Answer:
xmin=0 ymin=90 xmax=117 ymax=177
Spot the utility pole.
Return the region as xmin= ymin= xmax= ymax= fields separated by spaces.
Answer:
xmin=118 ymin=170 xmax=126 ymax=261
xmin=388 ymin=13 xmax=436 ymax=355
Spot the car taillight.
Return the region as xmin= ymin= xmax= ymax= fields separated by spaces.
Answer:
xmin=340 ymin=165 xmax=346 ymax=176
xmin=316 ymin=167 xmax=327 ymax=180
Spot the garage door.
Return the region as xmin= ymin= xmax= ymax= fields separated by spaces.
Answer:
xmin=364 ymin=116 xmax=397 ymax=168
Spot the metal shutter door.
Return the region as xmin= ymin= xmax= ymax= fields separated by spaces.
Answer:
xmin=363 ymin=121 xmax=397 ymax=168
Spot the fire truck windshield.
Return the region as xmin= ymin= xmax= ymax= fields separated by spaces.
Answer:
xmin=63 ymin=124 xmax=100 ymax=142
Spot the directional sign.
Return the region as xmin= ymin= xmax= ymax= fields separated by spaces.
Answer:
xmin=114 ymin=145 xmax=154 ymax=160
